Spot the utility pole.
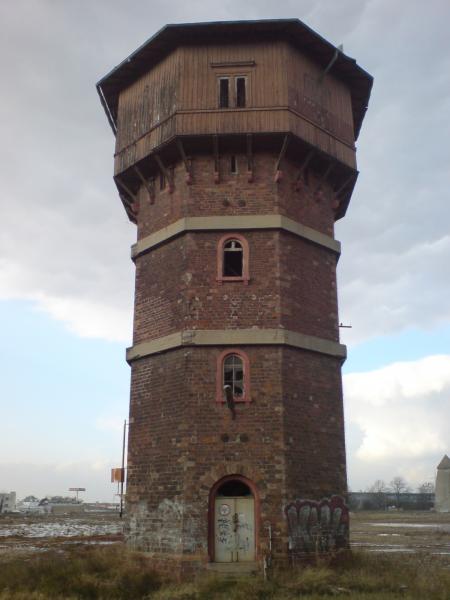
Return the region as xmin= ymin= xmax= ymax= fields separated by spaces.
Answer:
xmin=120 ymin=419 xmax=126 ymax=518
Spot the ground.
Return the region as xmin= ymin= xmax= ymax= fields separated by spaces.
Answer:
xmin=0 ymin=510 xmax=449 ymax=599
xmin=0 ymin=510 xmax=122 ymax=558
xmin=351 ymin=510 xmax=450 ymax=559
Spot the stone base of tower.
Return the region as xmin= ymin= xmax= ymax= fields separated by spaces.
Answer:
xmin=124 ymin=482 xmax=349 ymax=578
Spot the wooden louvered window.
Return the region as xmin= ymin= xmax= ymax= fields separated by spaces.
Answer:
xmin=218 ymin=76 xmax=247 ymax=108
xmin=236 ymin=77 xmax=246 ymax=107
xmin=219 ymin=78 xmax=229 ymax=108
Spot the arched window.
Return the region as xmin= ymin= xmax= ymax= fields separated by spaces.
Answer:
xmin=217 ymin=234 xmax=249 ymax=284
xmin=224 ymin=354 xmax=244 ymax=398
xmin=216 ymin=349 xmax=250 ymax=403
xmin=223 ymin=240 xmax=243 ymax=277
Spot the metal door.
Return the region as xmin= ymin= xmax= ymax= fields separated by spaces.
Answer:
xmin=214 ymin=496 xmax=255 ymax=562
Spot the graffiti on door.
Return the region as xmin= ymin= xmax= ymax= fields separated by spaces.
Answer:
xmin=285 ymin=495 xmax=349 ymax=554
xmin=217 ymin=515 xmax=233 ymax=547
xmin=215 ymin=498 xmax=255 ymax=562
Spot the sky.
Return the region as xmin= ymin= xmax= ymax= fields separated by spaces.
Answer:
xmin=0 ymin=0 xmax=449 ymax=502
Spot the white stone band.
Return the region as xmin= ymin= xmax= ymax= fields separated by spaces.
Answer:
xmin=131 ymin=215 xmax=341 ymax=259
xmin=126 ymin=328 xmax=346 ymax=363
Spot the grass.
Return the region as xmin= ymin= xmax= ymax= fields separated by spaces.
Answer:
xmin=0 ymin=546 xmax=161 ymax=600
xmin=0 ymin=548 xmax=449 ymax=599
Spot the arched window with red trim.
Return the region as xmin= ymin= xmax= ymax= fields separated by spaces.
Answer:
xmin=216 ymin=349 xmax=250 ymax=403
xmin=217 ymin=234 xmax=249 ymax=284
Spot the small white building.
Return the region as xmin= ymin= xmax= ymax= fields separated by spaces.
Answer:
xmin=0 ymin=492 xmax=17 ymax=513
xmin=16 ymin=498 xmax=46 ymax=514
xmin=435 ymin=455 xmax=450 ymax=512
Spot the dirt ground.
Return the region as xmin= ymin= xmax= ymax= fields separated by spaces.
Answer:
xmin=0 ymin=509 xmax=449 ymax=562
xmin=0 ymin=510 xmax=123 ymax=558
xmin=350 ymin=510 xmax=450 ymax=563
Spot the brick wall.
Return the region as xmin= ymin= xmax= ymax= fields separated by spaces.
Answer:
xmin=126 ymin=345 xmax=288 ymax=558
xmin=136 ymin=153 xmax=336 ymax=240
xmin=127 ymin=152 xmax=347 ymax=565
xmin=133 ymin=230 xmax=281 ymax=344
xmin=282 ymin=347 xmax=347 ymax=500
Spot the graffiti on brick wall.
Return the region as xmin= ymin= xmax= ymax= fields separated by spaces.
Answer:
xmin=126 ymin=498 xmax=203 ymax=554
xmin=285 ymin=495 xmax=349 ymax=554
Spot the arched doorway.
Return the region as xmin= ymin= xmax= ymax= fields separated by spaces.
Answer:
xmin=209 ymin=475 xmax=258 ymax=563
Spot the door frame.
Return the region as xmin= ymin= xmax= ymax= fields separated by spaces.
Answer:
xmin=208 ymin=474 xmax=260 ymax=562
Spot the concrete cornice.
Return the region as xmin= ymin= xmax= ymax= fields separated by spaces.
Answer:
xmin=126 ymin=328 xmax=346 ymax=363
xmin=131 ymin=215 xmax=341 ymax=259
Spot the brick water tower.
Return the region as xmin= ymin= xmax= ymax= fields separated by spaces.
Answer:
xmin=97 ymin=19 xmax=372 ymax=574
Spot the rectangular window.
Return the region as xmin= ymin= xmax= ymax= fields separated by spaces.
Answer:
xmin=219 ymin=78 xmax=229 ymax=108
xmin=236 ymin=77 xmax=246 ymax=108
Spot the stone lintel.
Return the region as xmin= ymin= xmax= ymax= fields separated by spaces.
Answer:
xmin=126 ymin=328 xmax=346 ymax=363
xmin=131 ymin=215 xmax=341 ymax=259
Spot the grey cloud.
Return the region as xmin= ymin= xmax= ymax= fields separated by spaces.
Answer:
xmin=335 ymin=0 xmax=450 ymax=344
xmin=0 ymin=0 xmax=449 ymax=344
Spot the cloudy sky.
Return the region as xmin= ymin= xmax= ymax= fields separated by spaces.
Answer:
xmin=1 ymin=0 xmax=449 ymax=502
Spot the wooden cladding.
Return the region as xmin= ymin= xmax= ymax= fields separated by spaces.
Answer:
xmin=114 ymin=41 xmax=356 ymax=174
xmin=114 ymin=109 xmax=356 ymax=174
xmin=285 ymin=44 xmax=354 ymax=146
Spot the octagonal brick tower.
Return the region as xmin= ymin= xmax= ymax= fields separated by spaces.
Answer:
xmin=97 ymin=19 xmax=372 ymax=574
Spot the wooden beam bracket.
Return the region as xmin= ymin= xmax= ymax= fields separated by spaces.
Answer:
xmin=332 ymin=171 xmax=357 ymax=210
xmin=115 ymin=176 xmax=140 ymax=216
xmin=213 ymin=135 xmax=220 ymax=184
xmin=314 ymin=161 xmax=335 ymax=201
xmin=154 ymin=154 xmax=174 ymax=193
xmin=246 ymin=134 xmax=254 ymax=183
xmin=295 ymin=150 xmax=315 ymax=191
xmin=334 ymin=172 xmax=357 ymax=198
xmin=176 ymin=139 xmax=193 ymax=185
xmin=115 ymin=176 xmax=136 ymax=202
xmin=274 ymin=134 xmax=290 ymax=183
xmin=133 ymin=165 xmax=156 ymax=203
xmin=119 ymin=193 xmax=138 ymax=221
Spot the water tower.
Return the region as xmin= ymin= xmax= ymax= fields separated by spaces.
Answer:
xmin=97 ymin=19 xmax=372 ymax=574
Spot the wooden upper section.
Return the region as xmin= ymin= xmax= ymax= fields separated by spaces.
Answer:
xmin=97 ymin=20 xmax=372 ymax=176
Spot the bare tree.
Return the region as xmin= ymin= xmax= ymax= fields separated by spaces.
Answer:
xmin=367 ymin=479 xmax=389 ymax=510
xmin=390 ymin=476 xmax=410 ymax=507
xmin=417 ymin=482 xmax=435 ymax=494
xmin=416 ymin=481 xmax=435 ymax=510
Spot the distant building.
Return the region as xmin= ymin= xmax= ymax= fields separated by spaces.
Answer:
xmin=17 ymin=498 xmax=48 ymax=514
xmin=16 ymin=496 xmax=84 ymax=514
xmin=0 ymin=492 xmax=16 ymax=513
xmin=50 ymin=501 xmax=84 ymax=515
xmin=435 ymin=455 xmax=450 ymax=512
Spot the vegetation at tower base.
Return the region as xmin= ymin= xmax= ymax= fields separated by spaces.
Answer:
xmin=97 ymin=19 xmax=373 ymax=570
xmin=1 ymin=547 xmax=450 ymax=599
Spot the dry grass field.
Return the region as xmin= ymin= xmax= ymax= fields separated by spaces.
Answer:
xmin=0 ymin=510 xmax=449 ymax=599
